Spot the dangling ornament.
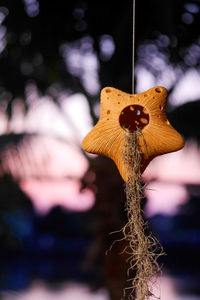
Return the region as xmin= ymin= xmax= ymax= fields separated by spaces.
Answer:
xmin=82 ymin=86 xmax=184 ymax=181
xmin=82 ymin=86 xmax=184 ymax=300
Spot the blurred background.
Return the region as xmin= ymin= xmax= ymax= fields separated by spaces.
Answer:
xmin=0 ymin=0 xmax=200 ymax=299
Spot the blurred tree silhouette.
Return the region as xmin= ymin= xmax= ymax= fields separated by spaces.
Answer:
xmin=0 ymin=0 xmax=200 ymax=120
xmin=0 ymin=174 xmax=34 ymax=250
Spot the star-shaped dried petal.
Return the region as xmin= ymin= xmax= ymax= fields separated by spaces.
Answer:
xmin=82 ymin=86 xmax=184 ymax=181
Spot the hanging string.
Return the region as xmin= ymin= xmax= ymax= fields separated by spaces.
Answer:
xmin=132 ymin=0 xmax=136 ymax=94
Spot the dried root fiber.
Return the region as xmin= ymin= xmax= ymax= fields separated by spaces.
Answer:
xmin=122 ymin=129 xmax=163 ymax=300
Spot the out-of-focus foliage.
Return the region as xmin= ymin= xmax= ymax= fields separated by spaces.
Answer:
xmin=0 ymin=0 xmax=200 ymax=117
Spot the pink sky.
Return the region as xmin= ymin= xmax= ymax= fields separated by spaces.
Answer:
xmin=143 ymin=140 xmax=200 ymax=185
xmin=21 ymin=178 xmax=95 ymax=214
xmin=0 ymin=85 xmax=199 ymax=216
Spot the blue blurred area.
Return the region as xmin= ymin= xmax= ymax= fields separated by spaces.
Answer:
xmin=1 ymin=174 xmax=200 ymax=297
xmin=0 ymin=164 xmax=200 ymax=299
xmin=1 ymin=210 xmax=33 ymax=239
xmin=149 ymin=190 xmax=200 ymax=296
xmin=0 ymin=175 xmax=99 ymax=292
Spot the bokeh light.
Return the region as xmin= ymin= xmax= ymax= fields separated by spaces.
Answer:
xmin=0 ymin=0 xmax=200 ymax=299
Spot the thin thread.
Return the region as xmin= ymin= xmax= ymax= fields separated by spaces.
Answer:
xmin=132 ymin=0 xmax=136 ymax=94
